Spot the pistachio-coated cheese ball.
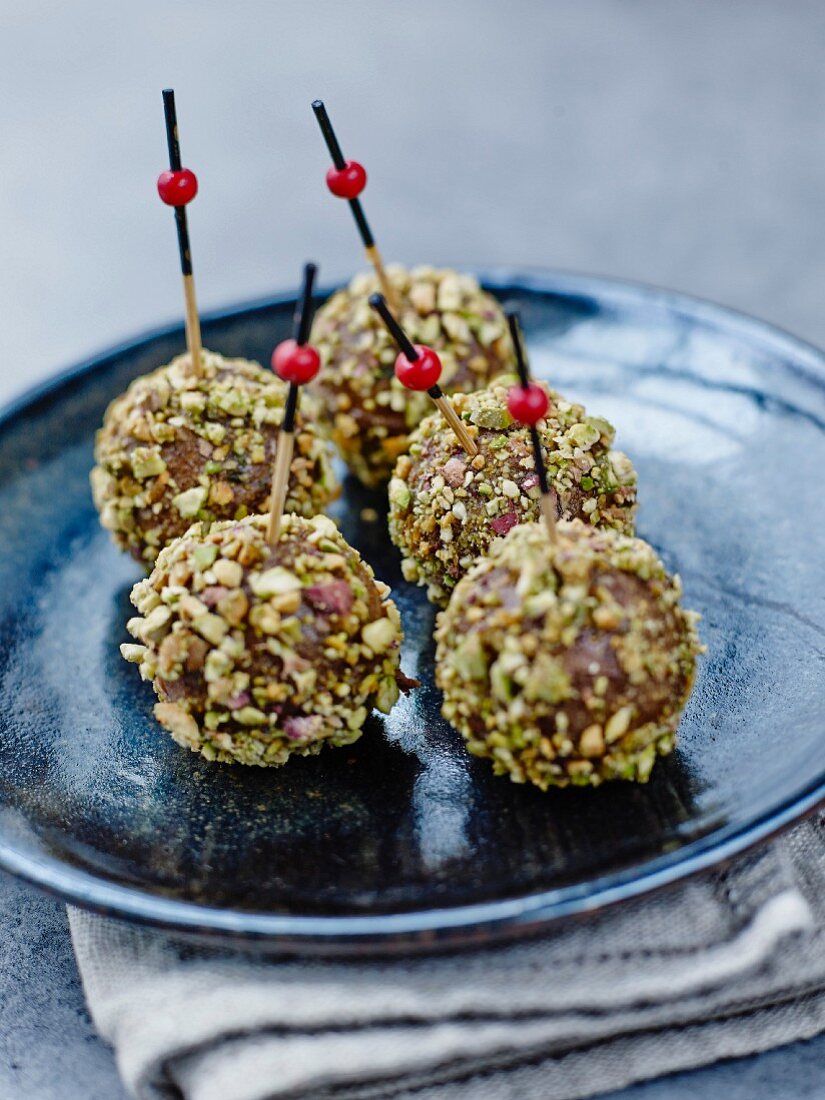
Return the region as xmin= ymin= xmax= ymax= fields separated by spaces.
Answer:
xmin=309 ymin=265 xmax=513 ymax=487
xmin=121 ymin=513 xmax=407 ymax=766
xmin=435 ymin=521 xmax=702 ymax=789
xmin=389 ymin=377 xmax=637 ymax=605
xmin=91 ymin=350 xmax=339 ymax=565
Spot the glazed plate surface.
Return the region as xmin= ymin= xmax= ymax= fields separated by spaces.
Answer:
xmin=0 ymin=272 xmax=823 ymax=952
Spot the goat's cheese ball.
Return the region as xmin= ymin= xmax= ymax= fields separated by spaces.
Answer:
xmin=309 ymin=265 xmax=513 ymax=487
xmin=435 ymin=520 xmax=702 ymax=789
xmin=389 ymin=377 xmax=637 ymax=605
xmin=122 ymin=513 xmax=408 ymax=766
xmin=92 ymin=350 xmax=339 ymax=564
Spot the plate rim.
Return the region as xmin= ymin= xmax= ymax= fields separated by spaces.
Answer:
xmin=2 ymin=268 xmax=823 ymax=952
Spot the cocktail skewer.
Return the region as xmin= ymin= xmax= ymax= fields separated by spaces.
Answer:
xmin=267 ymin=263 xmax=322 ymax=544
xmin=505 ymin=308 xmax=557 ymax=542
xmin=312 ymin=99 xmax=400 ymax=312
xmin=157 ymin=89 xmax=202 ymax=372
xmin=369 ymin=292 xmax=478 ymax=456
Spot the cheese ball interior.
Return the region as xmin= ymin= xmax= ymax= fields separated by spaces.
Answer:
xmin=435 ymin=520 xmax=702 ymax=789
xmin=122 ymin=513 xmax=406 ymax=766
xmin=309 ymin=265 xmax=513 ymax=487
xmin=91 ymin=350 xmax=339 ymax=564
xmin=389 ymin=376 xmax=637 ymax=605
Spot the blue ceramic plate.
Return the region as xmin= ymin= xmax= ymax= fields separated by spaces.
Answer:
xmin=0 ymin=272 xmax=823 ymax=953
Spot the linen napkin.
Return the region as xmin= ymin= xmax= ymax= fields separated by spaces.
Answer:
xmin=70 ymin=813 xmax=825 ymax=1100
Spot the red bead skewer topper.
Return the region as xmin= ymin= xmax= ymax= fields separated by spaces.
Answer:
xmin=272 ymin=340 xmax=321 ymax=386
xmin=157 ymin=167 xmax=198 ymax=206
xmin=507 ymin=380 xmax=549 ymax=426
xmin=505 ymin=307 xmax=557 ymax=543
xmin=267 ymin=263 xmax=321 ymax=545
xmin=368 ymin=293 xmax=478 ymax=457
xmin=158 ymin=89 xmax=202 ymax=372
xmin=393 ymin=345 xmax=442 ymax=392
xmin=311 ymin=100 xmax=399 ymax=312
xmin=326 ymin=160 xmax=367 ymax=200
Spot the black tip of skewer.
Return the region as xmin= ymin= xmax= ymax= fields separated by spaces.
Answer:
xmin=369 ymin=293 xmax=418 ymax=361
xmin=294 ymin=263 xmax=319 ymax=346
xmin=504 ymin=304 xmax=523 ymax=331
xmin=504 ymin=304 xmax=522 ymax=331
xmin=161 ymin=88 xmax=182 ymax=172
xmin=312 ymin=98 xmax=346 ymax=170
xmin=505 ymin=307 xmax=531 ymax=389
xmin=368 ymin=292 xmax=391 ymax=331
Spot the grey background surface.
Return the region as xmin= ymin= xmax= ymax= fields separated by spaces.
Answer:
xmin=1 ymin=1 xmax=824 ymax=1097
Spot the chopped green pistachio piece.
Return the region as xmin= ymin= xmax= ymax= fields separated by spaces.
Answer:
xmin=585 ymin=415 xmax=614 ymax=441
xmin=119 ymin=643 xmax=147 ymax=663
xmin=567 ymin=422 xmax=601 ymax=450
xmin=375 ymin=676 xmax=400 ymax=714
xmin=249 ymin=567 xmax=301 ymax=597
xmin=523 ymin=653 xmax=573 ymax=703
xmin=172 ymin=486 xmax=207 ymax=518
xmin=362 ymin=617 xmax=397 ymax=654
xmin=470 ymin=405 xmax=513 ymax=430
xmin=129 ymin=447 xmax=167 ymax=480
xmin=234 ymin=706 xmax=267 ymax=727
xmin=450 ymin=634 xmax=488 ymax=681
xmin=193 ymin=544 xmax=218 ymax=570
xmin=388 ymin=478 xmax=411 ymax=509
xmin=191 ymin=613 xmax=228 ymax=646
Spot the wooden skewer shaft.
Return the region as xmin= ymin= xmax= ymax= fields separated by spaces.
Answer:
xmin=182 ymin=272 xmax=202 ymax=372
xmin=529 ymin=424 xmax=557 ymax=543
xmin=364 ymin=244 xmax=399 ymax=313
xmin=430 ymin=390 xmax=478 ymax=456
xmin=267 ymin=429 xmax=295 ymax=546
xmin=539 ymin=492 xmax=558 ymax=544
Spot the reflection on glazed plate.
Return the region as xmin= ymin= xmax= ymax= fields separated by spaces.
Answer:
xmin=0 ymin=270 xmax=822 ymax=953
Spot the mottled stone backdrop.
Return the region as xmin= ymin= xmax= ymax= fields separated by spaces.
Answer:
xmin=2 ymin=0 xmax=825 ymax=401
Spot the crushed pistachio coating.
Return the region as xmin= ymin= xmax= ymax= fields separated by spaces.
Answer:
xmin=389 ymin=376 xmax=638 ymax=605
xmin=91 ymin=350 xmax=340 ymax=565
xmin=435 ymin=520 xmax=703 ymax=789
xmin=122 ymin=513 xmax=406 ymax=766
xmin=309 ymin=265 xmax=514 ymax=487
